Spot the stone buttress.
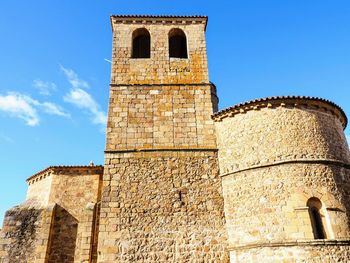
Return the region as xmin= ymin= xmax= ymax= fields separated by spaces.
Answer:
xmin=0 ymin=165 xmax=103 ymax=263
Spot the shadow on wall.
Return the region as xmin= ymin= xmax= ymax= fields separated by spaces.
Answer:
xmin=315 ymin=113 xmax=350 ymax=238
xmin=330 ymin=165 xmax=350 ymax=238
xmin=1 ymin=207 xmax=41 ymax=262
xmin=48 ymin=205 xmax=78 ymax=263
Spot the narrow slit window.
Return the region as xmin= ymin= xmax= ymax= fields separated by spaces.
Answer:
xmin=169 ymin=29 xmax=188 ymax=58
xmin=132 ymin=28 xmax=151 ymax=58
xmin=307 ymin=197 xmax=326 ymax=239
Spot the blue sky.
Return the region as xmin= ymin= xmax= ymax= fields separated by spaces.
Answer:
xmin=0 ymin=0 xmax=349 ymax=225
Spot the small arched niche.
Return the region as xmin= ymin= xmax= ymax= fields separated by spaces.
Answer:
xmin=132 ymin=28 xmax=151 ymax=58
xmin=307 ymin=197 xmax=327 ymax=239
xmin=169 ymin=28 xmax=188 ymax=59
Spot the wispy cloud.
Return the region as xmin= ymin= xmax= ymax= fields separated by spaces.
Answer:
xmin=346 ymin=135 xmax=350 ymax=146
xmin=33 ymin=79 xmax=57 ymax=96
xmin=61 ymin=66 xmax=107 ymax=128
xmin=0 ymin=93 xmax=70 ymax=126
xmin=40 ymin=102 xmax=70 ymax=118
xmin=60 ymin=65 xmax=89 ymax=89
xmin=0 ymin=133 xmax=14 ymax=143
xmin=0 ymin=93 xmax=39 ymax=126
xmin=104 ymin=58 xmax=112 ymax=63
xmin=64 ymin=88 xmax=106 ymax=125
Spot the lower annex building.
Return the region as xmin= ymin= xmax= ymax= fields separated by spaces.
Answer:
xmin=1 ymin=15 xmax=350 ymax=263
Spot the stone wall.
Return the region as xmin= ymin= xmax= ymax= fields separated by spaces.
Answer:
xmin=48 ymin=205 xmax=79 ymax=262
xmin=0 ymin=204 xmax=54 ymax=263
xmin=221 ymin=163 xmax=350 ymax=245
xmin=47 ymin=167 xmax=102 ymax=219
xmin=26 ymin=170 xmax=53 ymax=207
xmin=99 ymin=16 xmax=228 ymax=262
xmin=97 ymin=151 xmax=229 ymax=262
xmin=214 ymin=97 xmax=350 ymax=261
xmin=0 ymin=206 xmax=42 ymax=263
xmin=214 ymin=100 xmax=349 ymax=175
xmin=1 ymin=166 xmax=103 ymax=263
xmin=231 ymin=241 xmax=350 ymax=262
xmin=46 ymin=167 xmax=103 ymax=263
xmin=106 ymin=84 xmax=218 ymax=151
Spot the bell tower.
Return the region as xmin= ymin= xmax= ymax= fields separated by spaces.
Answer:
xmin=98 ymin=16 xmax=228 ymax=262
xmin=105 ymin=15 xmax=218 ymax=152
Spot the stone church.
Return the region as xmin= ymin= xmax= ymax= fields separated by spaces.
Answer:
xmin=1 ymin=15 xmax=350 ymax=263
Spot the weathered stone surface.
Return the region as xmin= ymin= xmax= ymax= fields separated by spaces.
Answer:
xmin=214 ymin=98 xmax=350 ymax=261
xmin=96 ymin=15 xmax=229 ymax=263
xmin=0 ymin=166 xmax=103 ymax=263
xmin=0 ymin=206 xmax=42 ymax=263
xmin=106 ymin=85 xmax=218 ymax=151
xmin=110 ymin=17 xmax=209 ymax=85
xmin=232 ymin=242 xmax=350 ymax=262
xmin=214 ymin=101 xmax=349 ymax=175
xmin=1 ymin=15 xmax=350 ymax=263
xmin=98 ymin=151 xmax=229 ymax=262
xmin=222 ymin=164 xmax=350 ymax=245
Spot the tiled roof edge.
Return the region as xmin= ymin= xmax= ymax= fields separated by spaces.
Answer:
xmin=212 ymin=96 xmax=348 ymax=129
xmin=26 ymin=165 xmax=104 ymax=182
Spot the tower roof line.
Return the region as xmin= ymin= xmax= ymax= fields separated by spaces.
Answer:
xmin=110 ymin=15 xmax=208 ymax=30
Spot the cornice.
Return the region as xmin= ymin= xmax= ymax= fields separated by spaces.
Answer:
xmin=110 ymin=15 xmax=208 ymax=31
xmin=212 ymin=96 xmax=347 ymax=129
xmin=26 ymin=165 xmax=104 ymax=182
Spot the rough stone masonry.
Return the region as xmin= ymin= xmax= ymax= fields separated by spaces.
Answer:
xmin=1 ymin=15 xmax=350 ymax=263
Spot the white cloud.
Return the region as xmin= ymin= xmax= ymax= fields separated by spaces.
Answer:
xmin=40 ymin=102 xmax=70 ymax=118
xmin=346 ymin=135 xmax=350 ymax=145
xmin=0 ymin=93 xmax=70 ymax=126
xmin=0 ymin=93 xmax=39 ymax=126
xmin=104 ymin=58 xmax=112 ymax=63
xmin=60 ymin=65 xmax=89 ymax=90
xmin=64 ymin=88 xmax=106 ymax=126
xmin=61 ymin=66 xmax=107 ymax=127
xmin=33 ymin=79 xmax=57 ymax=96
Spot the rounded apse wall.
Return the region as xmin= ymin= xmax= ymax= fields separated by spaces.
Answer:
xmin=213 ymin=96 xmax=349 ymax=175
xmin=213 ymin=96 xmax=350 ymax=261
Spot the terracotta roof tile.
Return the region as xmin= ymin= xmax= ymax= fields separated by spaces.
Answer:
xmin=26 ymin=165 xmax=104 ymax=182
xmin=212 ymin=96 xmax=348 ymax=128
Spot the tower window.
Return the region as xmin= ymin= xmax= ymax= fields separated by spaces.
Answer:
xmin=132 ymin=28 xmax=151 ymax=58
xmin=169 ymin=29 xmax=188 ymax=58
xmin=307 ymin=197 xmax=326 ymax=239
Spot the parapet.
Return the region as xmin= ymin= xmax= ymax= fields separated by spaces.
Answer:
xmin=110 ymin=15 xmax=208 ymax=31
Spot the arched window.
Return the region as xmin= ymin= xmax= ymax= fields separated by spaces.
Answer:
xmin=169 ymin=28 xmax=188 ymax=58
xmin=307 ymin=197 xmax=326 ymax=239
xmin=132 ymin=28 xmax=150 ymax=58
